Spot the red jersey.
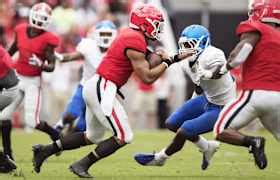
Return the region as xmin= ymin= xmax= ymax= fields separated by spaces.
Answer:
xmin=236 ymin=20 xmax=280 ymax=91
xmin=0 ymin=45 xmax=13 ymax=79
xmin=14 ymin=23 xmax=59 ymax=76
xmin=97 ymin=28 xmax=147 ymax=87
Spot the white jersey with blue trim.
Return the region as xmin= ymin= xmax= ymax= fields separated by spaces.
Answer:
xmin=180 ymin=45 xmax=236 ymax=105
xmin=76 ymin=38 xmax=105 ymax=86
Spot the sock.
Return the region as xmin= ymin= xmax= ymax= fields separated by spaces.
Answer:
xmin=36 ymin=121 xmax=60 ymax=141
xmin=155 ymin=148 xmax=169 ymax=160
xmin=94 ymin=136 xmax=124 ymax=158
xmin=75 ymin=152 xmax=99 ymax=170
xmin=60 ymin=132 xmax=88 ymax=150
xmin=194 ymin=136 xmax=209 ymax=152
xmin=1 ymin=120 xmax=12 ymax=158
xmin=73 ymin=136 xmax=124 ymax=170
xmin=44 ymin=142 xmax=61 ymax=156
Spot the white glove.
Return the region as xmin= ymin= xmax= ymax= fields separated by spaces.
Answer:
xmin=55 ymin=52 xmax=64 ymax=62
xmin=197 ymin=65 xmax=213 ymax=80
xmin=29 ymin=54 xmax=43 ymax=67
xmin=219 ymin=63 xmax=228 ymax=75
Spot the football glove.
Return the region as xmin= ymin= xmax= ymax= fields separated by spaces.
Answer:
xmin=29 ymin=54 xmax=43 ymax=67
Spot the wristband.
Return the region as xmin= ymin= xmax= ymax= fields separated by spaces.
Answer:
xmin=172 ymin=54 xmax=180 ymax=62
xmin=161 ymin=62 xmax=169 ymax=68
xmin=162 ymin=58 xmax=172 ymax=67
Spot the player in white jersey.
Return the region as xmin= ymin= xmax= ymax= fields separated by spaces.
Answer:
xmin=134 ymin=25 xmax=236 ymax=170
xmin=54 ymin=20 xmax=117 ymax=134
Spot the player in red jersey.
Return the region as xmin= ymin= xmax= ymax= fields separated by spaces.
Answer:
xmin=7 ymin=3 xmax=60 ymax=143
xmin=213 ymin=0 xmax=280 ymax=170
xmin=32 ymin=4 xmax=191 ymax=178
xmin=0 ymin=45 xmax=18 ymax=172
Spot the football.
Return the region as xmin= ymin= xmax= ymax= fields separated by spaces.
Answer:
xmin=146 ymin=52 xmax=162 ymax=68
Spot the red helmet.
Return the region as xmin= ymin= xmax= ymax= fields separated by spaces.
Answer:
xmin=129 ymin=4 xmax=164 ymax=40
xmin=249 ymin=0 xmax=280 ymax=24
xmin=29 ymin=3 xmax=52 ymax=30
xmin=248 ymin=0 xmax=265 ymax=21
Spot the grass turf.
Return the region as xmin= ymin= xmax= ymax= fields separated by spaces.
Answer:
xmin=0 ymin=129 xmax=279 ymax=180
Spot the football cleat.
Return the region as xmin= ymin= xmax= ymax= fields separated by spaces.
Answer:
xmin=134 ymin=153 xmax=166 ymax=166
xmin=249 ymin=137 xmax=267 ymax=169
xmin=69 ymin=162 xmax=93 ymax=178
xmin=0 ymin=151 xmax=17 ymax=173
xmin=32 ymin=144 xmax=49 ymax=173
xmin=201 ymin=140 xmax=220 ymax=170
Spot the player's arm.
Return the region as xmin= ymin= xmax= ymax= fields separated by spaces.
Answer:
xmin=43 ymin=45 xmax=56 ymax=72
xmin=221 ymin=31 xmax=260 ymax=73
xmin=127 ymin=49 xmax=168 ymax=84
xmin=8 ymin=35 xmax=18 ymax=56
xmin=55 ymin=51 xmax=84 ymax=63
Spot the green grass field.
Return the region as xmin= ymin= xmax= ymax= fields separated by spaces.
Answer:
xmin=0 ymin=130 xmax=280 ymax=180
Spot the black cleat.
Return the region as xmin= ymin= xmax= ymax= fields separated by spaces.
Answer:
xmin=0 ymin=151 xmax=16 ymax=173
xmin=69 ymin=162 xmax=93 ymax=178
xmin=32 ymin=144 xmax=49 ymax=173
xmin=249 ymin=137 xmax=267 ymax=169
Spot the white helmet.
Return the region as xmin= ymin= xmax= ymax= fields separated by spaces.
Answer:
xmin=88 ymin=20 xmax=117 ymax=49
xmin=29 ymin=3 xmax=52 ymax=30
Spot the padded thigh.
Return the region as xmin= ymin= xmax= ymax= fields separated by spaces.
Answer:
xmin=166 ymin=95 xmax=207 ymax=129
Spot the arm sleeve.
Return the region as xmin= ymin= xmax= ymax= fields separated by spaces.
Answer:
xmin=236 ymin=20 xmax=262 ymax=36
xmin=124 ymin=35 xmax=146 ymax=54
xmin=76 ymin=38 xmax=91 ymax=56
xmin=47 ymin=33 xmax=60 ymax=47
xmin=205 ymin=49 xmax=226 ymax=71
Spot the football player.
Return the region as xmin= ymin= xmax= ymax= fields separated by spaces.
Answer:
xmin=134 ymin=25 xmax=236 ymax=170
xmin=32 ymin=4 xmax=190 ymax=178
xmin=54 ymin=20 xmax=117 ymax=134
xmin=8 ymin=3 xmax=60 ymax=142
xmin=0 ymin=45 xmax=18 ymax=172
xmin=214 ymin=0 xmax=280 ymax=169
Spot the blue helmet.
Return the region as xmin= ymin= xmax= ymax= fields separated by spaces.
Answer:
xmin=178 ymin=24 xmax=210 ymax=56
xmin=88 ymin=20 xmax=117 ymax=48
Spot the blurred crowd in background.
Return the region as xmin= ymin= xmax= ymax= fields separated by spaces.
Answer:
xmin=0 ymin=0 xmax=173 ymax=130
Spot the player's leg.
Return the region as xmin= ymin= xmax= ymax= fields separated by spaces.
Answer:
xmin=69 ymin=76 xmax=133 ymax=178
xmin=32 ymin=76 xmax=101 ymax=173
xmin=23 ymin=80 xmax=59 ymax=141
xmin=0 ymin=87 xmax=23 ymax=160
xmin=134 ymin=95 xmax=208 ymax=166
xmin=254 ymin=90 xmax=280 ymax=142
xmin=214 ymin=90 xmax=267 ymax=169
xmin=54 ymin=85 xmax=84 ymax=132
xmin=157 ymin=104 xmax=221 ymax=168
xmin=165 ymin=95 xmax=208 ymax=132
xmin=0 ymin=151 xmax=16 ymax=173
xmin=32 ymin=103 xmax=92 ymax=173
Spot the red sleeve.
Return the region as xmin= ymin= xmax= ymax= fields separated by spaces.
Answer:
xmin=14 ymin=23 xmax=26 ymax=36
xmin=0 ymin=46 xmax=13 ymax=68
xmin=46 ymin=33 xmax=60 ymax=47
xmin=124 ymin=34 xmax=147 ymax=54
xmin=236 ymin=20 xmax=263 ymax=36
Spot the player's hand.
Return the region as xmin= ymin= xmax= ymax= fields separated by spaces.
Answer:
xmin=54 ymin=52 xmax=64 ymax=62
xmin=155 ymin=49 xmax=169 ymax=60
xmin=29 ymin=54 xmax=43 ymax=67
xmin=177 ymin=49 xmax=197 ymax=61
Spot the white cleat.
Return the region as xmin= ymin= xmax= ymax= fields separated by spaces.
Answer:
xmin=201 ymin=140 xmax=220 ymax=170
xmin=134 ymin=153 xmax=166 ymax=166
